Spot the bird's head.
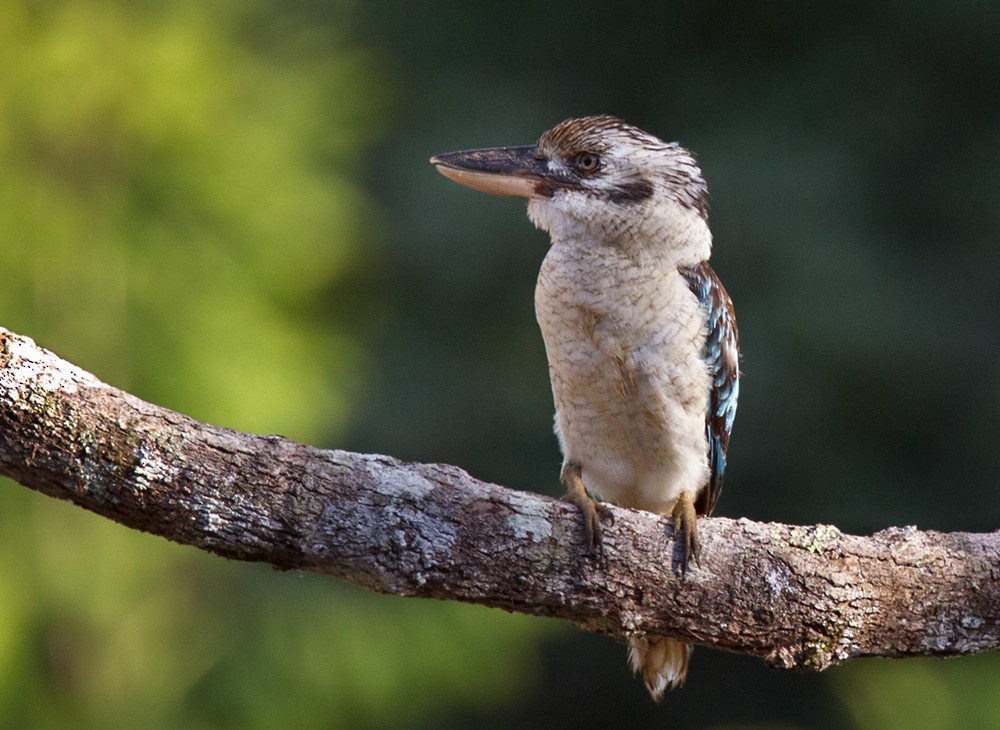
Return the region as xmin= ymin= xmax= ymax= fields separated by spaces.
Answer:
xmin=431 ymin=115 xmax=711 ymax=261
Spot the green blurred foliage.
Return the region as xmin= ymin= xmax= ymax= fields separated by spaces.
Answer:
xmin=3 ymin=0 xmax=1000 ymax=727
xmin=0 ymin=0 xmax=375 ymax=441
xmin=835 ymin=655 xmax=1000 ymax=730
xmin=0 ymin=1 xmax=547 ymax=727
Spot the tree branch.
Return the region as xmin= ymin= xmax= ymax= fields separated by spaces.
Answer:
xmin=2 ymin=326 xmax=998 ymax=671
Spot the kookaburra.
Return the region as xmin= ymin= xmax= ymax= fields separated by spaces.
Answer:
xmin=430 ymin=116 xmax=739 ymax=701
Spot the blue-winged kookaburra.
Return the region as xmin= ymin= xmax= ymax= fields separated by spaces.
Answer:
xmin=430 ymin=116 xmax=739 ymax=701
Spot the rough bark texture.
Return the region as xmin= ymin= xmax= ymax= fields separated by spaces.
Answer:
xmin=2 ymin=326 xmax=999 ymax=671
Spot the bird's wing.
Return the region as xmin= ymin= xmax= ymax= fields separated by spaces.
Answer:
xmin=679 ymin=262 xmax=740 ymax=516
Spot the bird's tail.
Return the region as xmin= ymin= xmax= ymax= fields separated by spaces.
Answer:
xmin=627 ymin=636 xmax=693 ymax=702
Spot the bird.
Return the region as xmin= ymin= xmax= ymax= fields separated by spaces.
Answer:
xmin=430 ymin=115 xmax=739 ymax=701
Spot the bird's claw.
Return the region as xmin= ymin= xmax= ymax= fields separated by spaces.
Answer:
xmin=671 ymin=491 xmax=700 ymax=575
xmin=561 ymin=463 xmax=611 ymax=556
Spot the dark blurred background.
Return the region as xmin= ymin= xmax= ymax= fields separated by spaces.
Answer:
xmin=2 ymin=1 xmax=999 ymax=727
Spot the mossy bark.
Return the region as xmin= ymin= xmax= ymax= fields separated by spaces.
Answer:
xmin=2 ymin=326 xmax=999 ymax=672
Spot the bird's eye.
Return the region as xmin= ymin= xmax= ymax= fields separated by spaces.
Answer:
xmin=573 ymin=152 xmax=601 ymax=174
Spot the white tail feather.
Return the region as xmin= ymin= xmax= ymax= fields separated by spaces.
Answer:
xmin=627 ymin=636 xmax=693 ymax=702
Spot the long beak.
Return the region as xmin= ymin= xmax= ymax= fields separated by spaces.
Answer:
xmin=430 ymin=145 xmax=548 ymax=199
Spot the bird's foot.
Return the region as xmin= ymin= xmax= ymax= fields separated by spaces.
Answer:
xmin=561 ymin=463 xmax=612 ymax=556
xmin=671 ymin=491 xmax=700 ymax=575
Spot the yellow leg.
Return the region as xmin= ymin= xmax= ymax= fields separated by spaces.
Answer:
xmin=671 ymin=490 xmax=700 ymax=574
xmin=561 ymin=462 xmax=611 ymax=555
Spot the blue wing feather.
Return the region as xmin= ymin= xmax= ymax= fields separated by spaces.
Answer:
xmin=679 ymin=262 xmax=739 ymax=515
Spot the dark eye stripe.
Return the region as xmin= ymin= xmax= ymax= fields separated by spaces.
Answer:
xmin=606 ymin=179 xmax=653 ymax=203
